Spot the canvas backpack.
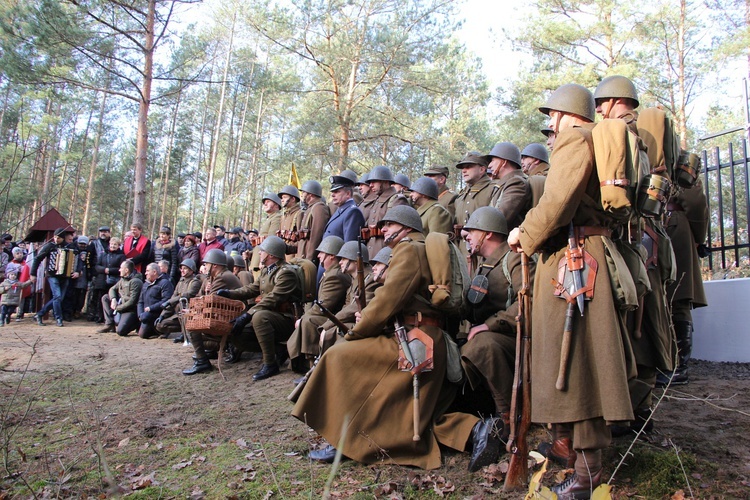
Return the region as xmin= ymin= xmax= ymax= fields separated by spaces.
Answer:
xmin=286 ymin=257 xmax=318 ymax=303
xmin=423 ymin=232 xmax=469 ymax=318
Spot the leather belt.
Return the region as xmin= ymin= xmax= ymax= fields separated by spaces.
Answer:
xmin=575 ymin=226 xmax=612 ymax=238
xmin=403 ymin=313 xmax=443 ymax=329
xmin=666 ymin=202 xmax=684 ymax=212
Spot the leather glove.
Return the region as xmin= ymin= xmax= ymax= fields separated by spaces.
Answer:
xmin=216 ymin=289 xmax=231 ymax=298
xmin=230 ymin=312 xmax=251 ymax=334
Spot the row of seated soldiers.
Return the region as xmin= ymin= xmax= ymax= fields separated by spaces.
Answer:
xmin=178 ymin=76 xmax=709 ymax=498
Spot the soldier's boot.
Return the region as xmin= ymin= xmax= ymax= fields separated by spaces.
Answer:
xmin=672 ymin=320 xmax=692 ymax=385
xmin=182 ymin=357 xmax=212 ymax=375
xmin=538 ymin=438 xmax=576 ymax=467
xmin=551 ymin=449 xmax=603 ymax=499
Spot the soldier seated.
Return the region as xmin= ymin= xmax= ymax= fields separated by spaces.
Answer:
xmin=460 ymin=207 xmax=534 ymax=440
xmin=216 ymin=236 xmax=302 ymax=381
xmin=182 ymin=249 xmax=242 ymax=375
xmin=154 ymin=259 xmax=202 ymax=340
xmin=286 ymin=236 xmax=350 ymax=373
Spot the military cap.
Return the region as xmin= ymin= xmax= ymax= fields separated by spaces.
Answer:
xmin=98 ymin=226 xmax=111 ymax=232
xmin=330 ymin=174 xmax=356 ymax=191
xmin=424 ymin=166 xmax=449 ymax=177
xmin=455 ymin=151 xmax=489 ymax=169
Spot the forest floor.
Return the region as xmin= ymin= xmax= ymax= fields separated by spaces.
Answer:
xmin=0 ymin=318 xmax=749 ymax=499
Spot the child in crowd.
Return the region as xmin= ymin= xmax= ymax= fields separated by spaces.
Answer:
xmin=0 ymin=270 xmax=32 ymax=325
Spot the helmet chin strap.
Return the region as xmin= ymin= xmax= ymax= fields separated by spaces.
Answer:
xmin=470 ymin=231 xmax=487 ymax=257
xmin=384 ymin=226 xmax=407 ymax=246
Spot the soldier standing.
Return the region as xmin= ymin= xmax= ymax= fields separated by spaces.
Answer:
xmin=522 ymin=143 xmax=551 ymax=209
xmin=486 ymin=142 xmax=531 ymax=231
xmin=277 ymin=185 xmax=304 ymax=257
xmin=296 ymin=180 xmax=331 ymax=264
xmin=424 ymin=165 xmax=458 ymax=222
xmin=594 ymin=75 xmax=673 ymax=434
xmin=409 ymin=176 xmax=453 ymax=235
xmin=249 ymin=193 xmax=283 ymax=276
xmin=453 ymin=152 xmax=497 ymax=258
xmin=356 ymin=173 xmax=377 ymax=221
xmin=508 ymin=84 xmax=636 ymax=497
xmin=363 ymin=165 xmax=409 ymax=258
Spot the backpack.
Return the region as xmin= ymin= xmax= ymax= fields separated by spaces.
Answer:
xmin=637 ymin=107 xmax=680 ymax=180
xmin=423 ymin=232 xmax=469 ymax=317
xmin=592 ymin=118 xmax=642 ymax=221
xmin=286 ymin=257 xmax=318 ymax=303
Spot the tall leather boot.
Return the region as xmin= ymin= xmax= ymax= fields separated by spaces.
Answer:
xmin=551 ymin=449 xmax=603 ymax=499
xmin=672 ymin=320 xmax=692 ymax=385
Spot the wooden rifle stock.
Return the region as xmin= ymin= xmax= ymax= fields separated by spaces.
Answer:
xmin=356 ymin=237 xmax=366 ymax=310
xmin=504 ymin=252 xmax=532 ymax=492
xmin=313 ymin=300 xmax=351 ymax=337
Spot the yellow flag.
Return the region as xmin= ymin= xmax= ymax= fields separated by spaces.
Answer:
xmin=289 ymin=163 xmax=301 ymax=189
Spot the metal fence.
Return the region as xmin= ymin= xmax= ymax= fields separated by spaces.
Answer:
xmin=702 ymin=139 xmax=750 ymax=271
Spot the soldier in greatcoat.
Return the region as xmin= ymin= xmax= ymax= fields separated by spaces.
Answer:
xmin=277 ymin=185 xmax=305 ymax=257
xmin=410 ymin=176 xmax=453 ymax=236
xmin=661 ymin=178 xmax=708 ymax=385
xmin=424 ymin=165 xmax=458 ymax=222
xmin=508 ymin=84 xmax=636 ymax=497
xmin=296 ymin=180 xmax=331 ymax=264
xmin=453 ymin=152 xmax=498 ymax=258
xmin=249 ymin=193 xmax=283 ymax=277
xmin=362 ymin=165 xmax=409 ymax=258
xmin=286 ymin=236 xmax=350 ymax=371
xmin=486 ymin=142 xmax=531 ymax=232
xmin=293 ymin=206 xmax=503 ymax=472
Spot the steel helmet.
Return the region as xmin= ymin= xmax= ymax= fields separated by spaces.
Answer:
xmin=278 ymin=185 xmax=300 ymax=200
xmin=262 ymin=192 xmax=282 ymax=208
xmin=203 ymin=248 xmax=229 ymax=266
xmin=378 ymin=205 xmax=423 ymax=233
xmin=368 ymin=165 xmax=394 ymax=183
xmin=225 ymin=252 xmax=235 ymax=271
xmin=539 ymin=83 xmax=596 ymax=122
xmin=340 ymin=169 xmax=359 ymax=184
xmin=357 ymin=172 xmax=370 ymax=185
xmin=594 ymin=75 xmax=639 ymax=107
xmin=393 ymin=173 xmax=411 ymax=189
xmin=232 ymin=254 xmax=246 ymax=269
xmin=315 ymin=235 xmax=345 ymax=256
xmin=370 ymin=246 xmax=392 ymax=266
xmin=409 ymin=176 xmax=439 ymax=200
xmin=521 ymin=143 xmax=549 ymax=163
xmin=180 ymin=258 xmax=197 ymax=272
xmin=487 ymin=142 xmax=522 ymax=167
xmin=541 ymin=126 xmax=555 ymax=137
xmin=300 ymin=180 xmax=323 ymax=197
xmin=463 ymin=206 xmax=508 ymax=236
xmin=258 ymin=235 xmax=287 ymax=259
xmin=336 ymin=241 xmax=369 ymax=262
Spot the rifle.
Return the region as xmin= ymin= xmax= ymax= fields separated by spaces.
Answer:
xmin=356 ymin=237 xmax=366 ymax=310
xmin=504 ymin=252 xmax=532 ymax=492
xmin=313 ymin=300 xmax=351 ymax=337
xmin=288 ymin=301 xmax=352 ymax=402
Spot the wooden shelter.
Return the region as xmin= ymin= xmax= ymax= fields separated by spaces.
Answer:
xmin=24 ymin=208 xmax=75 ymax=243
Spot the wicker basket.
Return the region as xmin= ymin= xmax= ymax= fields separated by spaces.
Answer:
xmin=185 ymin=295 xmax=245 ymax=335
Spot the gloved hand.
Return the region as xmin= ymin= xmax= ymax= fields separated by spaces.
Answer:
xmin=230 ymin=312 xmax=251 ymax=334
xmin=216 ymin=289 xmax=231 ymax=298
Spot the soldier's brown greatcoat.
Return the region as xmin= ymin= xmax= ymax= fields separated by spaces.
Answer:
xmin=517 ymin=124 xmax=636 ymax=425
xmin=364 ymin=186 xmax=408 ymax=257
xmin=416 ymin=200 xmax=453 ymax=236
xmin=491 ymin=169 xmax=531 ymax=231
xmin=292 ymin=232 xmax=477 ymax=469
xmin=296 ymin=201 xmax=330 ymax=261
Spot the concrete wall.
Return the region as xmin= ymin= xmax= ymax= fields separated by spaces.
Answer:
xmin=693 ymin=278 xmax=750 ymax=363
